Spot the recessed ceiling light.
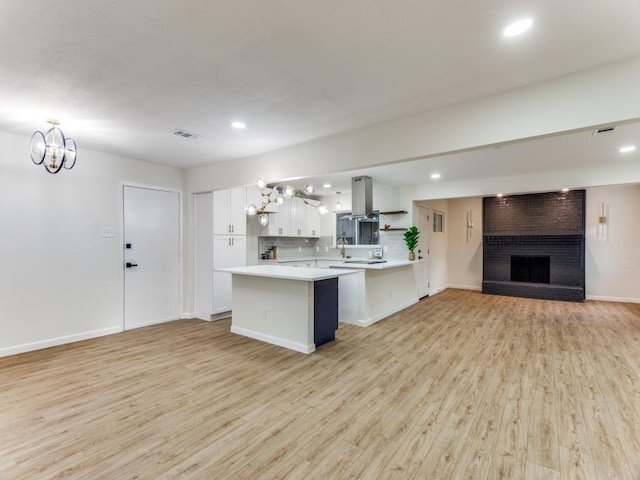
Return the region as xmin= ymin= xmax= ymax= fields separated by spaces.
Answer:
xmin=323 ymin=183 xmax=332 ymax=189
xmin=430 ymin=173 xmax=441 ymax=180
xmin=619 ymin=145 xmax=636 ymax=153
xmin=503 ymin=18 xmax=533 ymax=37
xmin=561 ymin=188 xmax=569 ymax=193
xmin=231 ymin=121 xmax=246 ymax=129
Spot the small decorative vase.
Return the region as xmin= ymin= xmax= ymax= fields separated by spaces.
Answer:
xmin=408 ymin=251 xmax=416 ymax=261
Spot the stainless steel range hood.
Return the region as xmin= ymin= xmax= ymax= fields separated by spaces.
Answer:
xmin=351 ymin=175 xmax=373 ymax=217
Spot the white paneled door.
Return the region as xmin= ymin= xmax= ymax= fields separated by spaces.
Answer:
xmin=415 ymin=205 xmax=430 ymax=298
xmin=123 ymin=185 xmax=181 ymax=330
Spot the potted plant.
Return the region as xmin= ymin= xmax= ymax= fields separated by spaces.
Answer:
xmin=403 ymin=226 xmax=420 ymax=260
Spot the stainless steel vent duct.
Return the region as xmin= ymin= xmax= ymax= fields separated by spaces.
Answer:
xmin=351 ymin=175 xmax=372 ymax=216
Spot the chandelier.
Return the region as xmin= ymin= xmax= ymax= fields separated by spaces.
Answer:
xmin=29 ymin=120 xmax=77 ymax=174
xmin=246 ymin=177 xmax=329 ymax=226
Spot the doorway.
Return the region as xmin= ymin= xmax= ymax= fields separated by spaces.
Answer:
xmin=415 ymin=204 xmax=430 ymax=298
xmin=123 ymin=185 xmax=181 ymax=330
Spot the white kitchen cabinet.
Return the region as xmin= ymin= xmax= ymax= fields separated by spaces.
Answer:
xmin=267 ymin=208 xmax=288 ymax=236
xmin=263 ymin=196 xmax=321 ymax=238
xmin=213 ymin=187 xmax=247 ymax=235
xmin=307 ymin=208 xmax=321 ymax=238
xmin=289 ymin=197 xmax=306 ymax=237
xmin=212 ymin=235 xmax=246 ymax=315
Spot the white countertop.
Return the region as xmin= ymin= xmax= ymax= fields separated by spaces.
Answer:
xmin=217 ymin=265 xmax=360 ymax=281
xmin=274 ymin=258 xmax=418 ymax=270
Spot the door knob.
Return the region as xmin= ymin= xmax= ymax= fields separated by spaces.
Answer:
xmin=126 ymin=262 xmax=138 ymax=268
xmin=418 ymin=256 xmax=424 ymax=260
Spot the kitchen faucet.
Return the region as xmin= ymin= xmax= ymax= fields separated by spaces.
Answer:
xmin=337 ymin=237 xmax=347 ymax=258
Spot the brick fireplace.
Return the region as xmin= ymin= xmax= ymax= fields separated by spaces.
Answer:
xmin=482 ymin=190 xmax=585 ymax=302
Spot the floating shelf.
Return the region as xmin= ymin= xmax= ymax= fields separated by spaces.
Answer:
xmin=380 ymin=227 xmax=407 ymax=232
xmin=380 ymin=210 xmax=408 ymax=215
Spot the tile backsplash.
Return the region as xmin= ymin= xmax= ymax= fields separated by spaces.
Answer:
xmin=258 ymin=231 xmax=410 ymax=261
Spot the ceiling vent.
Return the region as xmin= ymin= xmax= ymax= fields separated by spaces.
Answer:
xmin=171 ymin=129 xmax=201 ymax=139
xmin=593 ymin=126 xmax=616 ymax=135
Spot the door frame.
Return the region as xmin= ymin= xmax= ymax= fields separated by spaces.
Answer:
xmin=120 ymin=182 xmax=183 ymax=331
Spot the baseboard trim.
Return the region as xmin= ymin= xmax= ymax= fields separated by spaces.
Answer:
xmin=586 ymin=295 xmax=640 ymax=304
xmin=230 ymin=326 xmax=315 ymax=354
xmin=125 ymin=316 xmax=180 ymax=330
xmin=0 ymin=326 xmax=122 ymax=358
xmin=447 ymin=284 xmax=482 ymax=291
xmin=357 ymin=298 xmax=419 ymax=327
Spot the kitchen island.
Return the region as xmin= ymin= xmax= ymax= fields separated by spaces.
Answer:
xmin=217 ymin=265 xmax=359 ymax=354
xmin=276 ymin=258 xmax=420 ymax=327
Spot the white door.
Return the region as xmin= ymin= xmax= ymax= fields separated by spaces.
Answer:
xmin=123 ymin=185 xmax=181 ymax=329
xmin=194 ymin=192 xmax=213 ymax=319
xmin=415 ymin=205 xmax=430 ymax=298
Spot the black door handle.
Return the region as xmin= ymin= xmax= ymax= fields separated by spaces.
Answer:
xmin=126 ymin=262 xmax=138 ymax=268
xmin=418 ymin=256 xmax=423 ymax=260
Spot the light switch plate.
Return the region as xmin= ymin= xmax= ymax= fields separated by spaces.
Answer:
xmin=100 ymin=227 xmax=116 ymax=238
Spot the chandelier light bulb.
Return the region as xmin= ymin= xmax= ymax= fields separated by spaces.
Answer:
xmin=283 ymin=185 xmax=295 ymax=198
xmin=258 ymin=213 xmax=269 ymax=226
xmin=245 ymin=204 xmax=258 ymax=216
xmin=256 ymin=177 xmax=267 ymax=190
xmin=317 ymin=204 xmax=329 ymax=215
xmin=275 ymin=194 xmax=285 ymax=205
xmin=304 ymin=184 xmax=314 ymax=195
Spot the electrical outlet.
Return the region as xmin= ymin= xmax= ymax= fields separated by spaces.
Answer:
xmin=383 ymin=245 xmax=388 ymax=253
xmin=325 ymin=246 xmax=329 ymax=252
xmin=298 ymin=246 xmax=302 ymax=252
xmin=316 ymin=246 xmax=320 ymax=252
xmin=262 ymin=308 xmax=267 ymax=320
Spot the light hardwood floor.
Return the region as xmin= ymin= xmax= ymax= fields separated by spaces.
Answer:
xmin=2 ymin=289 xmax=640 ymax=479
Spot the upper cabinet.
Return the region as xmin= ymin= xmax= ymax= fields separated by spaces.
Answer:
xmin=263 ymin=197 xmax=321 ymax=238
xmin=213 ymin=187 xmax=246 ymax=235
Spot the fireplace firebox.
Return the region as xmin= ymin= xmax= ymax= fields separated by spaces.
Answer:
xmin=511 ymin=255 xmax=550 ymax=284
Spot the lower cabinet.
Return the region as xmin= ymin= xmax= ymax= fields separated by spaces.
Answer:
xmin=313 ymin=277 xmax=339 ymax=347
xmin=213 ymin=235 xmax=246 ymax=315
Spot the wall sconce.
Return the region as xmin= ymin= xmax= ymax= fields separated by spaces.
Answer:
xmin=466 ymin=210 xmax=474 ymax=243
xmin=245 ymin=177 xmax=328 ymax=226
xmin=597 ymin=201 xmax=609 ymax=240
xmin=29 ymin=120 xmax=77 ymax=174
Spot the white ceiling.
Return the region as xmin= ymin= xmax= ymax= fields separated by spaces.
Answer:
xmin=1 ymin=0 xmax=640 ymax=176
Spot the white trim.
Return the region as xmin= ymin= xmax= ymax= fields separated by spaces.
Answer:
xmin=357 ymin=299 xmax=419 ymax=327
xmin=230 ymin=325 xmax=315 ymax=354
xmin=586 ymin=295 xmax=640 ymax=304
xmin=447 ymin=284 xmax=482 ymax=291
xmin=0 ymin=327 xmax=121 ymax=358
xmin=125 ymin=316 xmax=181 ymax=330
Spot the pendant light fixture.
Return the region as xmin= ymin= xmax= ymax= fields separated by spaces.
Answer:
xmin=246 ymin=177 xmax=328 ymax=226
xmin=335 ymin=192 xmax=343 ymax=212
xmin=29 ymin=120 xmax=77 ymax=174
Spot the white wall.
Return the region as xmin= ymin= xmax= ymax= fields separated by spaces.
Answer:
xmin=0 ymin=131 xmax=184 ymax=356
xmin=446 ymin=197 xmax=483 ymax=290
xmin=585 ymin=184 xmax=640 ymax=302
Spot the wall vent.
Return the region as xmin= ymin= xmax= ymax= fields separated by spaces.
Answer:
xmin=592 ymin=126 xmax=616 ymax=135
xmin=171 ymin=129 xmax=201 ymax=139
